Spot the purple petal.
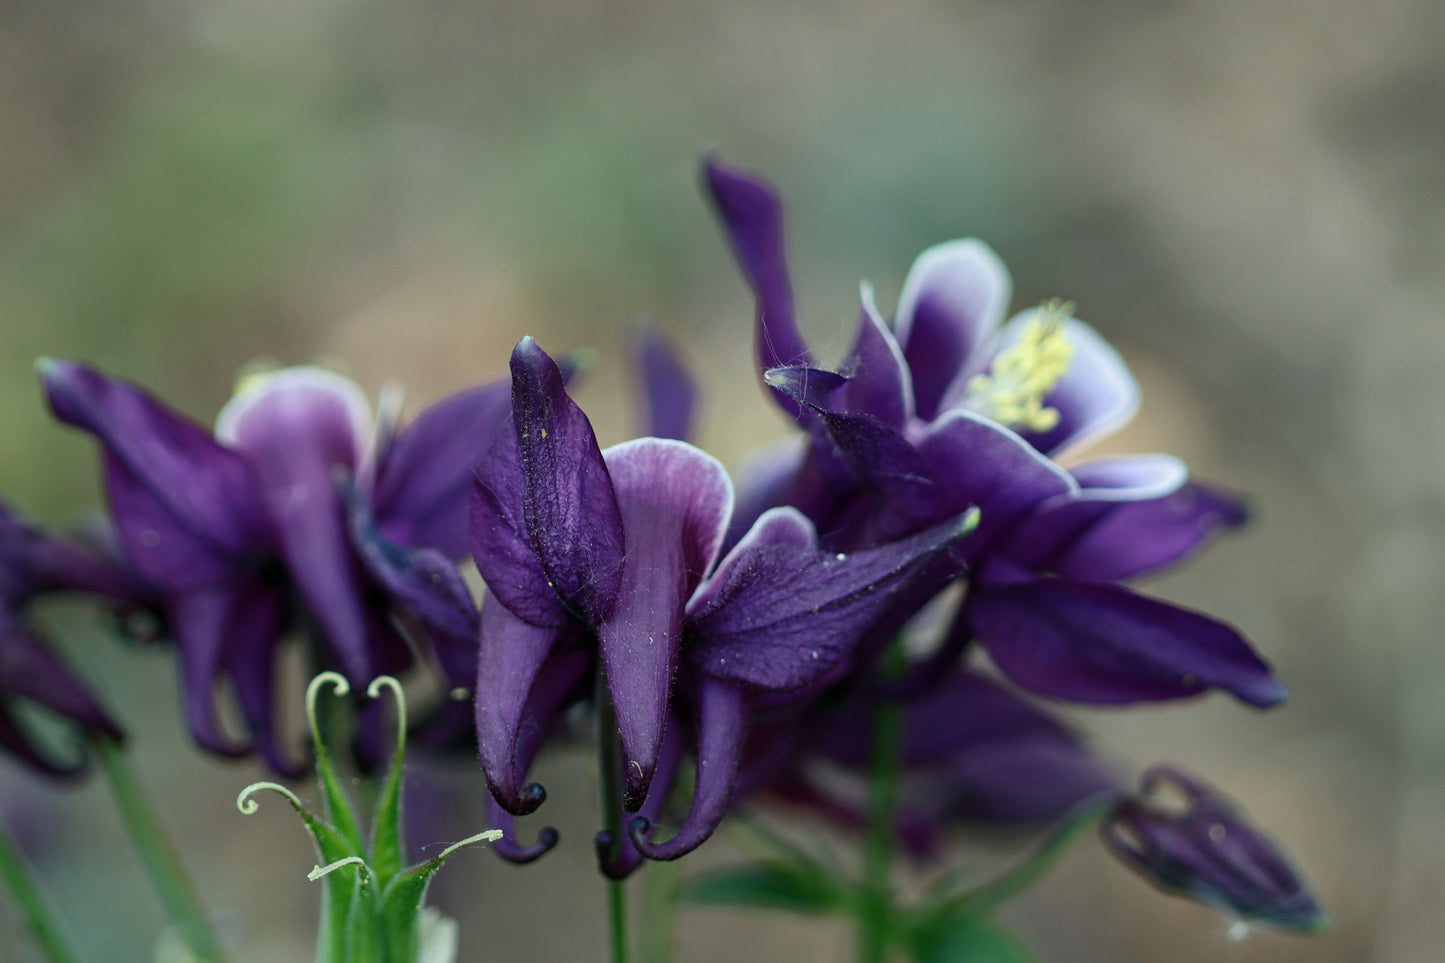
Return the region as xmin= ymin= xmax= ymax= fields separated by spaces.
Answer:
xmin=220 ymin=579 xmax=299 ymax=776
xmin=168 ymin=586 xmax=257 ymax=758
xmin=598 ymin=438 xmax=733 ymax=807
xmin=766 ymin=367 xmax=937 ymax=542
xmin=940 ymin=739 xmax=1115 ymax=824
xmin=970 ymin=580 xmax=1286 ymax=708
xmin=724 ymin=437 xmax=809 ymax=551
xmin=508 ymin=337 xmax=627 ymax=625
xmin=40 ymin=360 xmax=269 ymax=588
xmin=629 ymin=676 xmax=748 ymax=860
xmin=597 ymin=718 xmax=684 ymax=878
xmin=372 ymin=377 xmax=512 ymax=559
xmin=841 ymin=285 xmax=913 ymax=430
xmin=916 ymin=411 xmax=1077 ymax=553
xmin=217 ymin=367 xmax=378 ymax=682
xmin=894 ymin=240 xmax=1012 ymax=422
xmin=485 ymin=793 xmax=560 ymax=864
xmin=633 ymin=328 xmax=697 ymax=442
xmin=474 ymin=595 xmax=574 ymax=815
xmin=687 ymin=510 xmax=978 ymax=692
xmin=0 ymin=617 xmax=123 ymax=741
xmin=701 ymin=157 xmax=811 ymax=417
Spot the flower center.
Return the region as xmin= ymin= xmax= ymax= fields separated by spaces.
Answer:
xmin=962 ymin=299 xmax=1075 ymax=432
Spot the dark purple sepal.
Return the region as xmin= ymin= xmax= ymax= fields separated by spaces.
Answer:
xmin=841 ymin=287 xmax=913 ymax=430
xmin=218 ymin=579 xmax=302 ymax=777
xmin=598 ymin=439 xmax=732 ymax=809
xmin=893 ymin=240 xmax=1012 ymax=422
xmin=701 ymin=157 xmax=811 ymax=419
xmin=372 ymin=377 xmax=512 ymax=559
xmin=508 ymin=337 xmax=627 ymax=625
xmin=168 ymin=586 xmax=258 ymax=759
xmin=346 ymin=485 xmax=479 ymax=652
xmin=969 ymin=580 xmax=1286 ymax=708
xmin=629 ymin=676 xmax=748 ymax=861
xmin=1103 ymin=766 xmax=1326 ymax=932
xmin=0 ymin=617 xmax=124 ymax=743
xmin=688 ymin=510 xmax=978 ymax=693
xmin=633 ymin=328 xmax=698 ymax=442
xmin=40 ymin=361 xmax=270 ymax=589
xmin=474 ymin=596 xmax=576 ymax=815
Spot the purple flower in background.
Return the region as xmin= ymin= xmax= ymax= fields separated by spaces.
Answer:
xmin=0 ymin=499 xmax=134 ymax=776
xmin=738 ymin=669 xmax=1116 ymax=857
xmin=703 ymin=157 xmax=1283 ymax=711
xmin=41 ymin=360 xmax=507 ymax=773
xmin=1102 ymin=766 xmax=1326 ymax=932
xmin=469 ymin=337 xmax=977 ymax=875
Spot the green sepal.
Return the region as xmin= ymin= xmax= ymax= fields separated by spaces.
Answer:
xmin=365 ymin=678 xmax=407 ymax=886
xmin=680 ymin=862 xmax=848 ymax=915
xmin=307 ymin=674 xmax=366 ymax=855
xmin=377 ymin=830 xmax=504 ymax=961
xmin=906 ymin=912 xmax=1038 ymax=963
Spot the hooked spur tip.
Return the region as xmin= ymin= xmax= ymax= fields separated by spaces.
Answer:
xmin=516 ymin=781 xmax=548 ymax=815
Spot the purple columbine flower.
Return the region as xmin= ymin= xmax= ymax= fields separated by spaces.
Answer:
xmin=736 ymin=668 xmax=1116 ymax=857
xmin=1102 ymin=766 xmax=1326 ymax=932
xmin=703 ymin=157 xmax=1283 ymax=711
xmin=0 ymin=498 xmax=133 ymax=776
xmin=469 ymin=337 xmax=978 ymax=875
xmin=40 ymin=360 xmax=507 ymax=773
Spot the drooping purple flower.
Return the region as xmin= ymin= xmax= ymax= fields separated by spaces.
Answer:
xmin=41 ymin=360 xmax=509 ymax=773
xmin=0 ymin=498 xmax=134 ymax=776
xmin=703 ymin=157 xmax=1282 ymax=711
xmin=469 ymin=337 xmax=978 ymax=875
xmin=1102 ymin=766 xmax=1326 ymax=932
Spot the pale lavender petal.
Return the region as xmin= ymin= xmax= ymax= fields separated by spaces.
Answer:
xmin=841 ymin=285 xmax=913 ymax=430
xmin=629 ymin=676 xmax=748 ymax=860
xmin=474 ymin=595 xmax=572 ymax=815
xmin=633 ymin=328 xmax=697 ymax=442
xmin=217 ymin=367 xmax=376 ymax=682
xmin=687 ymin=511 xmax=977 ymax=692
xmin=970 ymin=580 xmax=1286 ymax=708
xmin=598 ymin=438 xmax=733 ymax=808
xmin=1008 ymin=315 xmax=1139 ymax=458
xmin=702 ymin=157 xmax=811 ymax=418
xmin=509 ymin=337 xmax=626 ymax=625
xmin=372 ymin=377 xmax=512 ymax=558
xmin=893 ymin=240 xmax=1012 ymax=421
xmin=40 ymin=360 xmax=269 ymax=587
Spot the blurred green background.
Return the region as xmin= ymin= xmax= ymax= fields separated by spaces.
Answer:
xmin=2 ymin=0 xmax=1441 ymax=959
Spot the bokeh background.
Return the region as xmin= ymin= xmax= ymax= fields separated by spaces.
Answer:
xmin=1 ymin=0 xmax=1441 ymax=959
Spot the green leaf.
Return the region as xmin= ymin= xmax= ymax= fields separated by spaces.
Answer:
xmin=679 ymin=863 xmax=845 ymax=915
xmin=908 ymin=914 xmax=1038 ymax=963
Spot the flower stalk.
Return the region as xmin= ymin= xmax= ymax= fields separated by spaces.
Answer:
xmin=597 ymin=668 xmax=632 ymax=963
xmin=857 ymin=642 xmax=907 ymax=963
xmin=0 ymin=813 xmax=82 ymax=963
xmin=93 ymin=734 xmax=229 ymax=963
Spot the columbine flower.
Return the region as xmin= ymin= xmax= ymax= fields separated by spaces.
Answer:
xmin=41 ymin=360 xmax=506 ymax=773
xmin=702 ymin=157 xmax=1282 ymax=710
xmin=469 ymin=337 xmax=977 ymax=875
xmin=1102 ymin=766 xmax=1326 ymax=932
xmin=737 ymin=668 xmax=1116 ymax=857
xmin=0 ymin=498 xmax=135 ymax=775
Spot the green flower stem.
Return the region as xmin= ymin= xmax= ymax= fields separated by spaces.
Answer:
xmin=639 ymin=855 xmax=678 ymax=963
xmin=92 ymin=736 xmax=229 ymax=963
xmin=916 ymin=802 xmax=1110 ymax=935
xmin=0 ymin=813 xmax=81 ymax=963
xmin=858 ymin=644 xmax=907 ymax=963
xmin=597 ymin=671 xmax=631 ymax=963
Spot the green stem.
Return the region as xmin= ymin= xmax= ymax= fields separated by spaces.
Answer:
xmin=639 ymin=856 xmax=678 ymax=963
xmin=0 ymin=814 xmax=81 ymax=963
xmin=858 ymin=644 xmax=907 ymax=963
xmin=93 ymin=736 xmax=229 ymax=963
xmin=597 ymin=672 xmax=631 ymax=963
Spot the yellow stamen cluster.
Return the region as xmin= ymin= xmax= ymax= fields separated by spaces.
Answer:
xmin=963 ymin=299 xmax=1076 ymax=432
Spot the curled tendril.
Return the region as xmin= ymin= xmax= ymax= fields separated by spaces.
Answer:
xmin=308 ymin=856 xmax=372 ymax=882
xmin=366 ymin=675 xmax=407 ymax=756
xmin=431 ymin=829 xmax=503 ymax=865
xmin=237 ymin=781 xmax=306 ymax=815
xmin=305 ymin=671 xmax=351 ymax=742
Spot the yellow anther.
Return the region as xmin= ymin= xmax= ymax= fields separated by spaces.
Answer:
xmin=963 ymin=299 xmax=1075 ymax=432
